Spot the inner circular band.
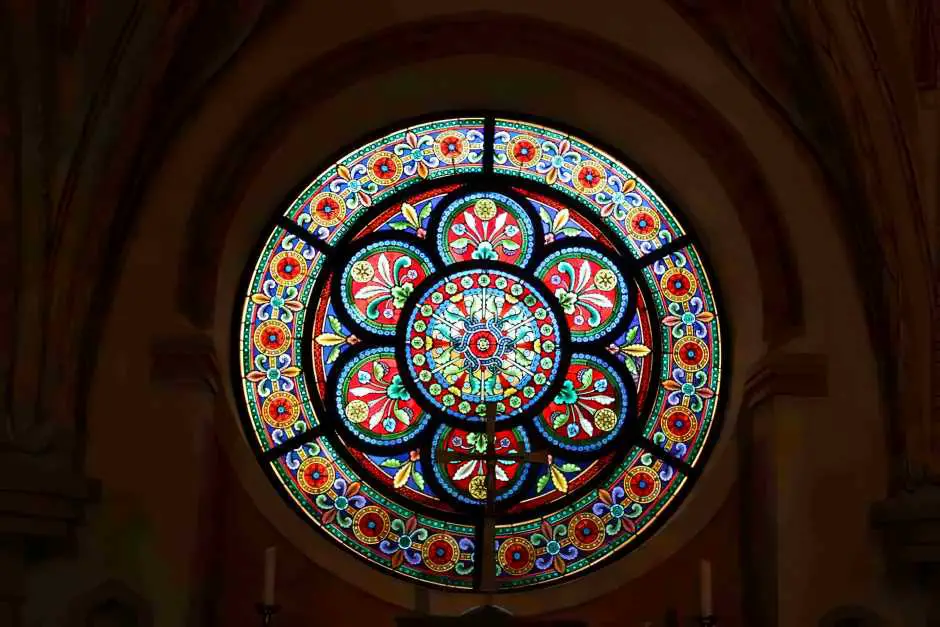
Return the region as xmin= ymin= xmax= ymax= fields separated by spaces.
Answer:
xmin=402 ymin=267 xmax=563 ymax=422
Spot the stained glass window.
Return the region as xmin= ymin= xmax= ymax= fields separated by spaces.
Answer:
xmin=236 ymin=116 xmax=723 ymax=591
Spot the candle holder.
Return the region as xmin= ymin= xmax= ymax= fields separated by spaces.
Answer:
xmin=256 ymin=603 xmax=280 ymax=627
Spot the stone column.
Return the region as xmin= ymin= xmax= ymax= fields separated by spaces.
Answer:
xmin=149 ymin=334 xmax=224 ymax=627
xmin=738 ymin=353 xmax=828 ymax=627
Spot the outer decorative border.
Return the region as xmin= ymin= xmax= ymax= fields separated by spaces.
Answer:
xmin=233 ymin=114 xmax=726 ymax=591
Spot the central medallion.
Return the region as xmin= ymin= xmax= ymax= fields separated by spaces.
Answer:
xmin=403 ymin=268 xmax=563 ymax=422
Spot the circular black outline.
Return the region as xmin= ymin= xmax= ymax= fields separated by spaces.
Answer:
xmin=329 ymin=230 xmax=434 ymax=344
xmin=231 ymin=111 xmax=731 ymax=593
xmin=528 ymin=349 xmax=640 ymax=462
xmin=425 ymin=423 xmax=536 ymax=510
xmin=426 ymin=186 xmax=548 ymax=269
xmin=535 ymin=236 xmax=639 ymax=347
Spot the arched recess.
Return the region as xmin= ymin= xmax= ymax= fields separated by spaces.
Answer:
xmin=87 ymin=1 xmax=888 ymax=619
xmin=176 ymin=13 xmax=803 ymax=347
xmin=192 ymin=59 xmax=773 ymax=621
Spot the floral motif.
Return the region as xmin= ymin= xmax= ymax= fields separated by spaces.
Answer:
xmin=592 ymin=486 xmax=642 ymax=535
xmin=379 ymin=450 xmax=427 ymax=490
xmin=535 ymin=138 xmax=581 ymax=186
xmin=394 ymin=130 xmax=440 ymax=179
xmin=538 ymin=205 xmax=584 ymax=244
xmin=552 ymin=261 xmax=613 ymax=321
xmin=354 ymin=254 xmax=416 ymax=310
xmin=595 ymin=174 xmax=641 ymax=219
xmin=438 ymin=193 xmax=532 ymax=265
xmin=532 ymin=520 xmax=578 ymax=574
xmin=662 ymin=367 xmax=715 ymax=413
xmin=535 ymin=455 xmax=582 ymax=494
xmin=542 ymin=356 xmax=624 ymax=451
xmin=443 ymin=431 xmax=520 ymax=499
xmin=379 ymin=516 xmax=429 ymax=569
xmin=308 ymin=192 xmax=347 ymax=227
xmin=366 ymin=151 xmax=403 ymax=186
xmin=653 ymin=406 xmax=698 ymax=459
xmin=405 ymin=269 xmax=560 ymax=421
xmin=607 ymin=324 xmax=651 ymax=381
xmin=662 ymin=297 xmax=715 ymax=339
xmin=343 ymin=243 xmax=434 ymax=334
xmin=251 ymin=281 xmax=304 ymax=324
xmin=505 ymin=134 xmax=542 ymax=168
xmin=343 ymin=354 xmax=418 ymax=434
xmin=434 ymin=132 xmax=470 ymax=164
xmin=389 ymin=201 xmax=430 ymax=238
xmin=449 ymin=204 xmax=520 ymax=261
xmin=572 ymin=161 xmax=607 ymax=195
xmin=315 ymin=314 xmax=360 ymax=365
xmin=316 ymin=478 xmax=368 ymax=528
xmin=245 ymin=353 xmax=300 ymax=396
xmin=537 ymin=249 xmax=626 ymax=341
xmin=330 ymin=162 xmax=379 ymax=210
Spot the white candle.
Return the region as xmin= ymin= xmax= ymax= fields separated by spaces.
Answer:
xmin=699 ymin=559 xmax=713 ymax=617
xmin=263 ymin=546 xmax=277 ymax=606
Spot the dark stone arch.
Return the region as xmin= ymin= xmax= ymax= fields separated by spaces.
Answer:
xmin=176 ymin=11 xmax=804 ymax=346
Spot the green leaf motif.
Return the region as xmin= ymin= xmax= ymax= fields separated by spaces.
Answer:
xmin=412 ymin=471 xmax=426 ymax=490
xmin=536 ymin=474 xmax=550 ymax=493
xmin=390 ymin=283 xmax=413 ymax=308
xmin=380 ymin=458 xmax=403 ymax=468
xmin=372 ymin=360 xmax=387 ymax=382
xmin=624 ymin=356 xmax=638 ymax=377
xmin=578 ymin=368 xmax=593 ymax=389
xmin=554 ymin=380 xmax=578 ymax=405
xmin=387 ymin=375 xmax=411 ymax=401
xmin=559 ymin=463 xmax=581 ymax=473
xmin=329 ymin=315 xmax=343 ymax=334
xmin=326 ymin=346 xmax=341 ymax=364
xmin=394 ymin=407 xmax=411 ymax=426
xmin=625 ymin=326 xmax=639 ymax=343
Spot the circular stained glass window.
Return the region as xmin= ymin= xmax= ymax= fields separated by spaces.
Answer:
xmin=236 ymin=116 xmax=724 ymax=591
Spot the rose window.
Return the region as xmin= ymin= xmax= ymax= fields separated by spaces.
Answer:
xmin=236 ymin=116 xmax=723 ymax=591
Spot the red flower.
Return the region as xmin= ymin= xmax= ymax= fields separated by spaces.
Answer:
xmin=260 ymin=325 xmax=285 ymax=351
xmin=665 ymin=271 xmax=690 ymax=297
xmin=440 ymin=136 xmax=463 ymax=154
xmin=276 ymin=256 xmax=301 ymax=281
xmin=669 ymin=412 xmax=692 ymax=437
xmin=630 ymin=470 xmax=655 ymax=497
xmin=678 ymin=340 xmax=703 ymax=365
xmin=630 ymin=211 xmax=656 ymax=236
xmin=372 ymin=156 xmax=398 ymax=181
xmin=513 ymin=139 xmax=537 ymax=163
xmin=578 ymin=165 xmax=602 ymax=190
xmin=315 ymin=196 xmax=340 ymax=220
